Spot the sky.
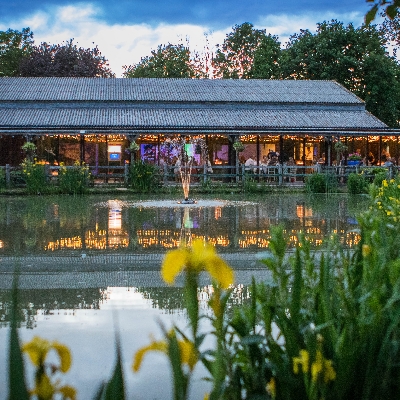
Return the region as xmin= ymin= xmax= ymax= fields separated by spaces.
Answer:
xmin=0 ymin=0 xmax=371 ymax=76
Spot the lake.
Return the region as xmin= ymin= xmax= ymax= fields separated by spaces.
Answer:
xmin=0 ymin=193 xmax=367 ymax=399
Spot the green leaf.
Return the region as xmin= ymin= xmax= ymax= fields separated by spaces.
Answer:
xmin=386 ymin=4 xmax=398 ymax=19
xmin=101 ymin=336 xmax=125 ymax=400
xmin=365 ymin=5 xmax=378 ymax=24
xmin=8 ymin=272 xmax=30 ymax=400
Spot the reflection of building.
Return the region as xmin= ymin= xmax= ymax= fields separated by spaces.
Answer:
xmin=0 ymin=196 xmax=362 ymax=255
xmin=0 ymin=78 xmax=396 ymax=168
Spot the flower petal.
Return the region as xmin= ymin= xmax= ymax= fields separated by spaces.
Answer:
xmin=161 ymin=249 xmax=188 ymax=284
xmin=191 ymin=239 xmax=216 ymax=269
xmin=206 ymin=257 xmax=234 ymax=289
xmin=132 ymin=340 xmax=168 ymax=372
xmin=22 ymin=336 xmax=51 ymax=367
xmin=58 ymin=385 xmax=77 ymax=400
xmin=178 ymin=339 xmax=198 ymax=370
xmin=52 ymin=341 xmax=72 ymax=373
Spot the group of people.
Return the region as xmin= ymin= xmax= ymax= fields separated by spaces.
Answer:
xmin=240 ymin=151 xmax=297 ymax=182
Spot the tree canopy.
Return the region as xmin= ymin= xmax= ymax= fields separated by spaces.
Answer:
xmin=280 ymin=20 xmax=400 ymax=127
xmin=212 ymin=22 xmax=271 ymax=79
xmin=0 ymin=28 xmax=33 ymax=77
xmin=123 ymin=43 xmax=196 ymax=78
xmin=19 ymin=39 xmax=114 ymax=77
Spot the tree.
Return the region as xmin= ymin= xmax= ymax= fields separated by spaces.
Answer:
xmin=212 ymin=22 xmax=270 ymax=79
xmin=250 ymin=34 xmax=281 ymax=79
xmin=123 ymin=43 xmax=196 ymax=78
xmin=0 ymin=28 xmax=33 ymax=77
xmin=19 ymin=39 xmax=114 ymax=77
xmin=280 ymin=20 xmax=400 ymax=127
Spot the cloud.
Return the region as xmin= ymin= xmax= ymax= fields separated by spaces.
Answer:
xmin=0 ymin=3 xmax=367 ymax=77
xmin=256 ymin=11 xmax=365 ymax=46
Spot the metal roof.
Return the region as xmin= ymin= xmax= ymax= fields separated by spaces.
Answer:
xmin=0 ymin=106 xmax=386 ymax=132
xmin=0 ymin=77 xmax=363 ymax=104
xmin=0 ymin=77 xmax=391 ymax=135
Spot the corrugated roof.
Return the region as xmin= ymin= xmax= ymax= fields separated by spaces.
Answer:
xmin=0 ymin=107 xmax=385 ymax=130
xmin=0 ymin=77 xmax=363 ymax=104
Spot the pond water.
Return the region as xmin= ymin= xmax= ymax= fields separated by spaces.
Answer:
xmin=0 ymin=193 xmax=368 ymax=399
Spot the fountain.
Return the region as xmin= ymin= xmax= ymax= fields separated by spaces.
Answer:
xmin=163 ymin=136 xmax=208 ymax=204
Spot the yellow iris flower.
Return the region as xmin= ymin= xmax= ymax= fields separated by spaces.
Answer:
xmin=311 ymin=351 xmax=336 ymax=383
xmin=22 ymin=336 xmax=76 ymax=400
xmin=161 ymin=239 xmax=234 ymax=289
xmin=22 ymin=336 xmax=72 ymax=373
xmin=133 ymin=333 xmax=198 ymax=372
xmin=293 ymin=349 xmax=310 ymax=374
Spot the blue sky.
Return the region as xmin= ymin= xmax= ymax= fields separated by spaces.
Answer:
xmin=0 ymin=0 xmax=370 ymax=76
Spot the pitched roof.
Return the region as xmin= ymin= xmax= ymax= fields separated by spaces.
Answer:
xmin=0 ymin=77 xmax=363 ymax=104
xmin=0 ymin=77 xmax=390 ymax=134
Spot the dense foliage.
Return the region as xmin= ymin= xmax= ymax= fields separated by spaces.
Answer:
xmin=19 ymin=39 xmax=114 ymax=77
xmin=280 ymin=20 xmax=400 ymax=127
xmin=0 ymin=28 xmax=114 ymax=77
xmin=123 ymin=43 xmax=195 ymax=78
xmin=347 ymin=172 xmax=369 ymax=194
xmin=0 ymin=28 xmax=33 ymax=77
xmin=128 ymin=160 xmax=160 ymax=192
xmin=212 ymin=22 xmax=280 ymax=79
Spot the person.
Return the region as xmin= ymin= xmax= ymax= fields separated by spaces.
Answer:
xmin=245 ymin=156 xmax=256 ymax=173
xmin=285 ymin=156 xmax=296 ymax=182
xmin=261 ymin=155 xmax=269 ymax=174
xmin=206 ymin=159 xmax=213 ymax=174
xmin=367 ymin=151 xmax=375 ymax=165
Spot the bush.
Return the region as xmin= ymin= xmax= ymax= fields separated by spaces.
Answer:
xmin=373 ymin=171 xmax=388 ymax=187
xmin=129 ymin=160 xmax=160 ymax=192
xmin=347 ymin=172 xmax=368 ymax=194
xmin=58 ymin=162 xmax=90 ymax=194
xmin=20 ymin=160 xmax=49 ymax=194
xmin=305 ymin=172 xmax=338 ymax=193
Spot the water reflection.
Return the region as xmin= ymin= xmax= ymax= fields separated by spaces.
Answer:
xmin=0 ymin=283 xmax=253 ymax=329
xmin=0 ymin=194 xmax=366 ymax=255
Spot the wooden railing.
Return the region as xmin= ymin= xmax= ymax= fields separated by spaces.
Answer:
xmin=1 ymin=163 xmax=398 ymax=189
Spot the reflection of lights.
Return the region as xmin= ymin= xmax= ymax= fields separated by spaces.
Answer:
xmin=0 ymin=240 xmax=3 ymax=249
xmin=215 ymin=207 xmax=222 ymax=219
xmin=296 ymin=204 xmax=304 ymax=218
xmin=108 ymin=200 xmax=122 ymax=230
xmin=46 ymin=236 xmax=82 ymax=251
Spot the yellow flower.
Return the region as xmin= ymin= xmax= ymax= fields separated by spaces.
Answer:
xmin=266 ymin=377 xmax=276 ymax=398
xmin=161 ymin=239 xmax=234 ymax=289
xmin=293 ymin=349 xmax=309 ymax=374
xmin=133 ymin=333 xmax=198 ymax=372
xmin=23 ymin=336 xmax=72 ymax=373
xmin=383 ymin=180 xmax=388 ymax=187
xmin=311 ymin=351 xmax=336 ymax=383
xmin=362 ymin=244 xmax=371 ymax=257
xmin=133 ymin=338 xmax=168 ymax=372
xmin=23 ymin=337 xmax=75 ymax=400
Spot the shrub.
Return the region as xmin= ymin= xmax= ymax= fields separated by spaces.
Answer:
xmin=129 ymin=160 xmax=160 ymax=192
xmin=58 ymin=162 xmax=90 ymax=194
xmin=373 ymin=171 xmax=388 ymax=187
xmin=20 ymin=159 xmax=49 ymax=194
xmin=347 ymin=172 xmax=368 ymax=194
xmin=305 ymin=172 xmax=339 ymax=193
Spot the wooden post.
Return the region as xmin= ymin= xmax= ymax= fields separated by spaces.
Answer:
xmin=5 ymin=164 xmax=10 ymax=188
